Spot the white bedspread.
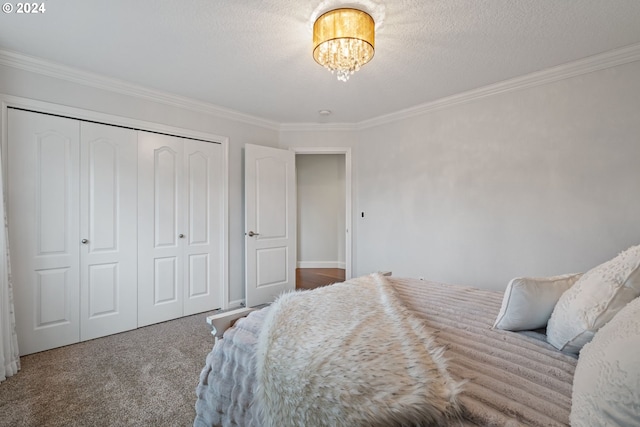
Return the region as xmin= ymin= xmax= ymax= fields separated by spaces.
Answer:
xmin=253 ymin=273 xmax=462 ymax=427
xmin=194 ymin=275 xmax=578 ymax=427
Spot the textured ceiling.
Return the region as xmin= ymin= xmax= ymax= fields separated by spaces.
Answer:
xmin=1 ymin=0 xmax=640 ymax=124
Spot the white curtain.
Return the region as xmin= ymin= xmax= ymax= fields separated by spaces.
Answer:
xmin=0 ymin=152 xmax=20 ymax=383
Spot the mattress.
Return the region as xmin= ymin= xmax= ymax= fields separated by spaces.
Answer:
xmin=194 ymin=277 xmax=577 ymax=426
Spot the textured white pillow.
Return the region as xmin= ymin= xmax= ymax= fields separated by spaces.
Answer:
xmin=493 ymin=274 xmax=582 ymax=331
xmin=547 ymin=245 xmax=640 ymax=354
xmin=571 ymin=296 xmax=640 ymax=426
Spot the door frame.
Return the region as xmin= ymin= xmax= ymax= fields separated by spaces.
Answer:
xmin=0 ymin=93 xmax=231 ymax=309
xmin=291 ymin=147 xmax=352 ymax=280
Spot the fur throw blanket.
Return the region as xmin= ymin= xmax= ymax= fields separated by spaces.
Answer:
xmin=254 ymin=274 xmax=463 ymax=427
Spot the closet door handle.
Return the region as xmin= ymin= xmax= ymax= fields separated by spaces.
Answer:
xmin=178 ymin=234 xmax=185 ymax=238
xmin=247 ymin=231 xmax=259 ymax=237
xmin=81 ymin=239 xmax=88 ymax=244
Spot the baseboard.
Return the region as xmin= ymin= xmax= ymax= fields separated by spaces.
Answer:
xmin=227 ymin=299 xmax=246 ymax=309
xmin=297 ymin=261 xmax=346 ymax=269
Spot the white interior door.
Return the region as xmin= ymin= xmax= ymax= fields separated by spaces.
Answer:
xmin=138 ymin=131 xmax=184 ymax=326
xmin=8 ymin=109 xmax=81 ymax=355
xmin=245 ymin=144 xmax=296 ymax=307
xmin=182 ymin=139 xmax=223 ymax=315
xmin=79 ymin=122 xmax=138 ymax=340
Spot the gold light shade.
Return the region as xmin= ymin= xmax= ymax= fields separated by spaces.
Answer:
xmin=313 ymin=8 xmax=375 ymax=81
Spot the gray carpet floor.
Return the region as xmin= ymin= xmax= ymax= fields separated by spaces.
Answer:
xmin=0 ymin=311 xmax=218 ymax=427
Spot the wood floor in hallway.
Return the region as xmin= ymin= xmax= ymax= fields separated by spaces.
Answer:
xmin=296 ymin=268 xmax=346 ymax=290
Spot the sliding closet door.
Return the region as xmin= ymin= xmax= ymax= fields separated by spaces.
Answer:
xmin=8 ymin=109 xmax=81 ymax=355
xmin=138 ymin=132 xmax=185 ymax=326
xmin=8 ymin=106 xmax=225 ymax=352
xmin=79 ymin=122 xmax=138 ymax=340
xmin=138 ymin=132 xmax=223 ymax=326
xmin=183 ymin=139 xmax=223 ymax=315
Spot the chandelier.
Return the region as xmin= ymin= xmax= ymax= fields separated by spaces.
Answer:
xmin=312 ymin=8 xmax=375 ymax=82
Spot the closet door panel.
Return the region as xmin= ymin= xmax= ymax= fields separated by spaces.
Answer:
xmin=138 ymin=132 xmax=184 ymax=326
xmin=155 ymin=148 xmax=179 ymax=247
xmin=183 ymin=139 xmax=223 ymax=315
xmin=79 ymin=122 xmax=138 ymax=341
xmin=8 ymin=109 xmax=80 ymax=355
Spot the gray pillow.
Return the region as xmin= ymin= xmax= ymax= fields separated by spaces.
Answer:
xmin=493 ymin=274 xmax=581 ymax=331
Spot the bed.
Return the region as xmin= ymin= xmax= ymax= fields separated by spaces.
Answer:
xmin=197 ymin=243 xmax=640 ymax=426
xmin=194 ymin=274 xmax=579 ymax=426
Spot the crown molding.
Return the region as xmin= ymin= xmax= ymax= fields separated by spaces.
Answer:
xmin=0 ymin=48 xmax=280 ymax=131
xmin=279 ymin=42 xmax=640 ymax=132
xmin=2 ymin=42 xmax=639 ymax=134
xmin=355 ymin=42 xmax=640 ymax=130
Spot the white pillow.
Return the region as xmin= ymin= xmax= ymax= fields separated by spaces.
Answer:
xmin=571 ymin=296 xmax=640 ymax=426
xmin=547 ymin=245 xmax=640 ymax=354
xmin=493 ymin=274 xmax=582 ymax=331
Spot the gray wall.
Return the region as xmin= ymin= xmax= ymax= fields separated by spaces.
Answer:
xmin=4 ymin=54 xmax=639 ymax=298
xmin=296 ymin=154 xmax=346 ymax=267
xmin=355 ymin=61 xmax=640 ymax=291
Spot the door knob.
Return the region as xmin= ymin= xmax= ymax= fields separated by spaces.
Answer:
xmin=81 ymin=239 xmax=88 ymax=244
xmin=247 ymin=231 xmax=259 ymax=237
xmin=179 ymin=234 xmax=185 ymax=238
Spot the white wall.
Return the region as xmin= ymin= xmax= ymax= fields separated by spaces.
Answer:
xmin=355 ymin=61 xmax=640 ymax=291
xmin=296 ymin=154 xmax=345 ymax=268
xmin=4 ymin=54 xmax=640 ymax=299
xmin=0 ymin=63 xmax=280 ymax=304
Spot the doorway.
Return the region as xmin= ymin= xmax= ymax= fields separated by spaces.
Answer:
xmin=293 ymin=147 xmax=352 ymax=289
